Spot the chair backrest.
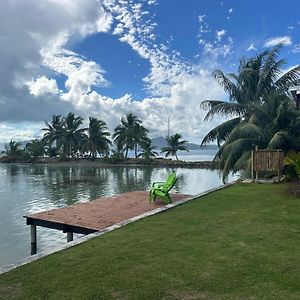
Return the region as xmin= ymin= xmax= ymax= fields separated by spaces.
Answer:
xmin=165 ymin=173 xmax=176 ymax=186
xmin=164 ymin=173 xmax=177 ymax=192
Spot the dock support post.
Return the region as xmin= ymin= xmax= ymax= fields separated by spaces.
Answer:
xmin=67 ymin=231 xmax=73 ymax=242
xmin=31 ymin=225 xmax=37 ymax=255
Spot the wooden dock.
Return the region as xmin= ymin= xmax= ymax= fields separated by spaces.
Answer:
xmin=25 ymin=191 xmax=189 ymax=254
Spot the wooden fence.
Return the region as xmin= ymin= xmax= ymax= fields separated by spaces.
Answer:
xmin=251 ymin=148 xmax=283 ymax=181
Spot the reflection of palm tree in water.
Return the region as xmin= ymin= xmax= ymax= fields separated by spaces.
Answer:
xmin=111 ymin=167 xmax=154 ymax=194
xmin=41 ymin=167 xmax=110 ymax=206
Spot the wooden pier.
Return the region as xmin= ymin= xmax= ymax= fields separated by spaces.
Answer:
xmin=25 ymin=191 xmax=189 ymax=254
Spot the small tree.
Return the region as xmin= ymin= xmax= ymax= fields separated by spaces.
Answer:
xmin=25 ymin=140 xmax=45 ymax=160
xmin=4 ymin=140 xmax=23 ymax=157
xmin=160 ymin=133 xmax=189 ymax=160
xmin=138 ymin=139 xmax=158 ymax=160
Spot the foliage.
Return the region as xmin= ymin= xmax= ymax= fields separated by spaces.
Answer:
xmin=113 ymin=113 xmax=149 ymax=158
xmin=81 ymin=117 xmax=112 ymax=159
xmin=138 ymin=139 xmax=158 ymax=160
xmin=4 ymin=140 xmax=23 ymax=157
xmin=284 ymin=152 xmax=300 ymax=180
xmin=160 ymin=133 xmax=189 ymax=160
xmin=201 ymin=46 xmax=300 ymax=180
xmin=25 ymin=139 xmax=45 ymax=160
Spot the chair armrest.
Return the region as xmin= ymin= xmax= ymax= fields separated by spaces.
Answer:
xmin=152 ymin=182 xmax=164 ymax=187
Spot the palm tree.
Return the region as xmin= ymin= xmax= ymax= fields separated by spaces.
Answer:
xmin=214 ymin=93 xmax=300 ymax=180
xmin=4 ymin=140 xmax=22 ymax=157
xmin=161 ymin=133 xmax=189 ymax=160
xmin=201 ymin=45 xmax=300 ymax=147
xmin=81 ymin=117 xmax=112 ymax=159
xmin=42 ymin=115 xmax=64 ymax=152
xmin=113 ymin=113 xmax=149 ymax=158
xmin=138 ymin=139 xmax=158 ymax=160
xmin=61 ymin=112 xmax=86 ymax=158
xmin=201 ymin=46 xmax=300 ymax=180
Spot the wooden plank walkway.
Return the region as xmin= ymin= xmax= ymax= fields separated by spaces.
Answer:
xmin=25 ymin=191 xmax=190 ymax=254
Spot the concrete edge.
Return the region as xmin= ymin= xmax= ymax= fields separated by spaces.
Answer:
xmin=0 ymin=180 xmax=237 ymax=275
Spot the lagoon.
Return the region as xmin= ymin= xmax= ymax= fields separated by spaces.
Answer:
xmin=0 ymin=151 xmax=231 ymax=267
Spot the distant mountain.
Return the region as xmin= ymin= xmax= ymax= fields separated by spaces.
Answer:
xmin=151 ymin=136 xmax=218 ymax=150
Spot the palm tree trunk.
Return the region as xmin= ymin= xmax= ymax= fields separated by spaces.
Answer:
xmin=135 ymin=144 xmax=138 ymax=158
xmin=175 ymin=153 xmax=179 ymax=160
xmin=125 ymin=147 xmax=128 ymax=158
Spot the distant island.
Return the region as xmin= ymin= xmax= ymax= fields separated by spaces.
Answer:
xmin=151 ymin=136 xmax=218 ymax=151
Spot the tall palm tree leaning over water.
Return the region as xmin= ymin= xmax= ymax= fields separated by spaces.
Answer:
xmin=113 ymin=113 xmax=149 ymax=158
xmin=200 ymin=45 xmax=300 ymax=180
xmin=161 ymin=133 xmax=189 ymax=160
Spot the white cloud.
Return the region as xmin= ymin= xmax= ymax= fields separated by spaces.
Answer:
xmin=264 ymin=36 xmax=292 ymax=47
xmin=247 ymin=44 xmax=257 ymax=51
xmin=216 ymin=29 xmax=226 ymax=41
xmin=0 ymin=0 xmax=112 ymax=123
xmin=27 ymin=76 xmax=59 ymax=96
xmin=292 ymin=43 xmax=300 ymax=53
xmin=0 ymin=0 xmax=229 ymax=144
xmin=228 ymin=8 xmax=233 ymax=14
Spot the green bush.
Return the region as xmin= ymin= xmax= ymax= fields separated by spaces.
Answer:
xmin=284 ymin=152 xmax=300 ymax=180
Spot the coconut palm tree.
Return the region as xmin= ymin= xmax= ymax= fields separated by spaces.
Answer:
xmin=42 ymin=114 xmax=64 ymax=152
xmin=161 ymin=133 xmax=189 ymax=160
xmin=201 ymin=46 xmax=300 ymax=179
xmin=138 ymin=139 xmax=158 ymax=160
xmin=214 ymin=93 xmax=300 ymax=180
xmin=60 ymin=112 xmax=86 ymax=158
xmin=81 ymin=117 xmax=112 ymax=159
xmin=201 ymin=45 xmax=300 ymax=147
xmin=113 ymin=113 xmax=149 ymax=158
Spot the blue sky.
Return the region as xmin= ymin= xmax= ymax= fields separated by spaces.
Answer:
xmin=0 ymin=0 xmax=299 ymax=144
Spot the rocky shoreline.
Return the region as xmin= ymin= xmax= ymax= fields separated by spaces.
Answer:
xmin=0 ymin=156 xmax=219 ymax=169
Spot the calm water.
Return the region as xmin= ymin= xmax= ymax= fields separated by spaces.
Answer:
xmin=0 ymin=151 xmax=232 ymax=267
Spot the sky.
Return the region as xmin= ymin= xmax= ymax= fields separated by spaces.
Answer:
xmin=1 ymin=0 xmax=300 ymax=144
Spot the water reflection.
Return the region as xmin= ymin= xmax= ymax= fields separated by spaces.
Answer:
xmin=0 ymin=163 xmax=233 ymax=267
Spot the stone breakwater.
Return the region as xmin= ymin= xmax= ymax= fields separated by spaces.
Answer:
xmin=0 ymin=156 xmax=219 ymax=169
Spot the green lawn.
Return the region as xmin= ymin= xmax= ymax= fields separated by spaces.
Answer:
xmin=1 ymin=183 xmax=299 ymax=300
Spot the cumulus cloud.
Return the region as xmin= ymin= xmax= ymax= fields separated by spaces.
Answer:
xmin=0 ymin=0 xmax=228 ymax=144
xmin=27 ymin=76 xmax=59 ymax=96
xmin=0 ymin=0 xmax=112 ymax=123
xmin=264 ymin=35 xmax=292 ymax=47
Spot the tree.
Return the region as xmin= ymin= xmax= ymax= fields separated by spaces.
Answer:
xmin=138 ymin=139 xmax=158 ymax=160
xmin=201 ymin=45 xmax=300 ymax=147
xmin=4 ymin=140 xmax=22 ymax=157
xmin=215 ymin=93 xmax=300 ymax=180
xmin=113 ymin=113 xmax=149 ymax=158
xmin=25 ymin=139 xmax=45 ymax=160
xmin=60 ymin=112 xmax=86 ymax=158
xmin=81 ymin=117 xmax=112 ymax=159
xmin=42 ymin=115 xmax=64 ymax=152
xmin=201 ymin=46 xmax=300 ymax=180
xmin=160 ymin=133 xmax=189 ymax=160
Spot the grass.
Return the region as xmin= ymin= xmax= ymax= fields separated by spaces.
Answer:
xmin=0 ymin=183 xmax=299 ymax=299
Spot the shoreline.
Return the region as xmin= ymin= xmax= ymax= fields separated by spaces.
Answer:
xmin=0 ymin=157 xmax=219 ymax=169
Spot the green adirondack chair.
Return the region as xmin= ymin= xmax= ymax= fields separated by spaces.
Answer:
xmin=149 ymin=173 xmax=177 ymax=204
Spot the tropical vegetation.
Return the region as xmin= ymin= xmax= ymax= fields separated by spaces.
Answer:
xmin=113 ymin=113 xmax=149 ymax=158
xmin=2 ymin=112 xmax=189 ymax=162
xmin=161 ymin=133 xmax=189 ymax=160
xmin=201 ymin=45 xmax=300 ymax=180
